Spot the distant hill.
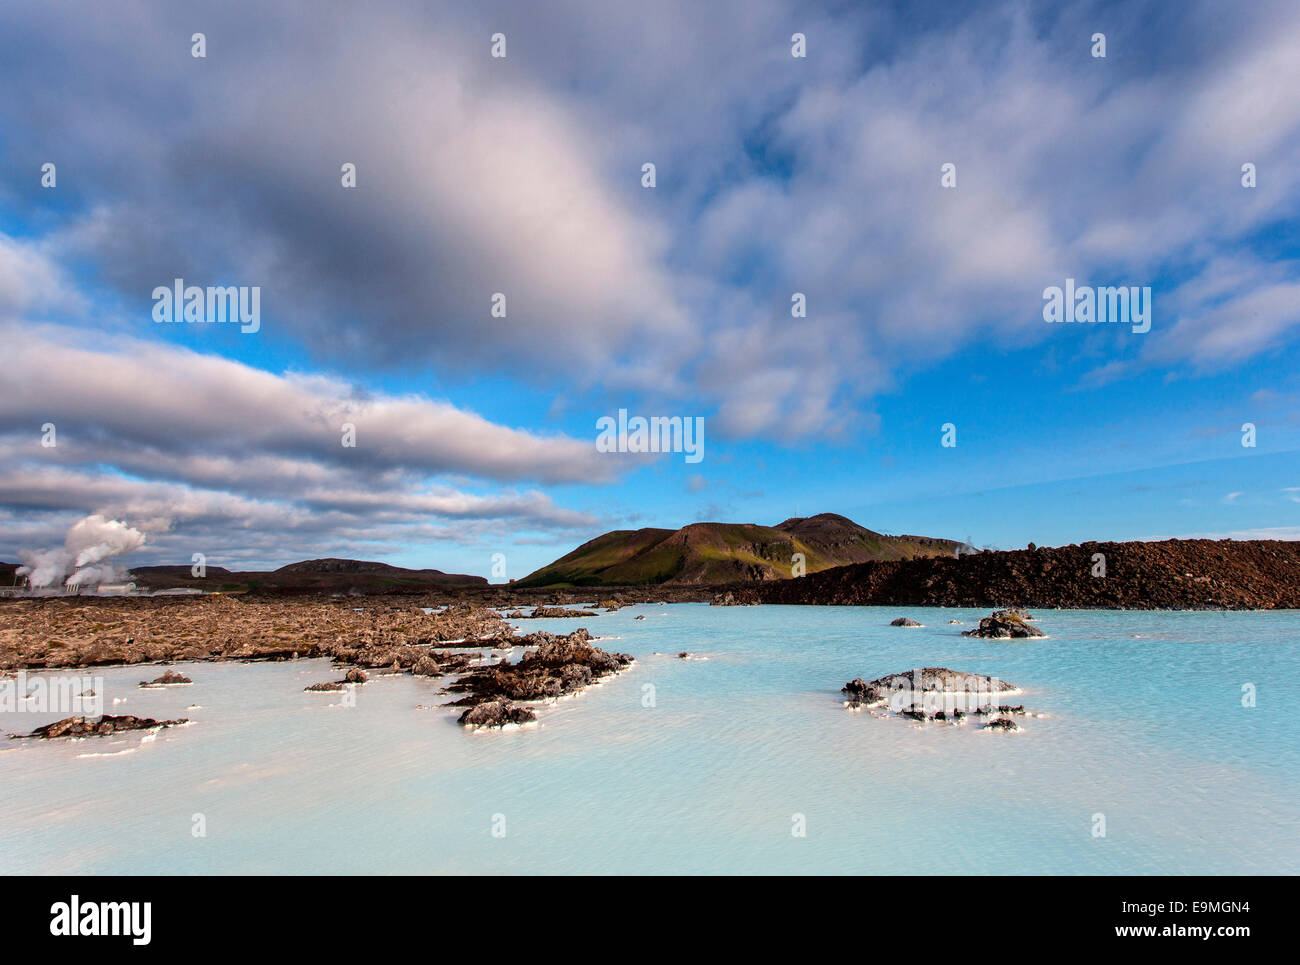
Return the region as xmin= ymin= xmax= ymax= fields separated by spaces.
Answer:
xmin=128 ymin=558 xmax=486 ymax=594
xmin=516 ymin=513 xmax=961 ymax=587
xmin=129 ymin=565 xmax=236 ymax=578
xmin=274 ymin=558 xmax=466 ymax=576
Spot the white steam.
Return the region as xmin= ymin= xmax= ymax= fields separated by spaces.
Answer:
xmin=16 ymin=515 xmax=147 ymax=588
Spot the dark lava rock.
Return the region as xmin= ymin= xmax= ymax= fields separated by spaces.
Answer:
xmin=411 ymin=655 xmax=442 ymax=677
xmin=560 ymin=664 xmax=593 ymax=689
xmin=634 ymin=615 xmax=646 ymax=620
xmin=993 ymin=608 xmax=1035 ymax=621
xmin=355 ymin=648 xmax=398 ymax=669
xmin=710 ymin=591 xmax=757 ymax=606
xmin=843 ymin=667 xmax=1031 ymax=724
xmin=984 ymin=717 xmax=1019 ymax=731
xmin=962 ymin=613 xmax=1046 ymax=639
xmin=843 ymin=667 xmax=1016 ymax=707
xmin=139 ymin=669 xmax=192 ymax=687
xmin=842 ymin=677 xmax=884 ymax=706
xmin=344 ymin=668 xmax=368 ymax=683
xmin=457 ymin=699 xmax=537 ymax=729
xmin=677 ymin=652 xmax=691 ymax=659
xmin=305 ymin=680 xmax=346 ymax=692
xmin=752 ymin=538 xmax=1300 ymax=610
xmin=22 ymin=714 xmax=187 ymax=739
xmin=449 ymin=629 xmax=632 ymax=723
xmin=523 ymin=606 xmax=598 ymax=618
xmin=890 ymin=617 xmax=923 ymax=627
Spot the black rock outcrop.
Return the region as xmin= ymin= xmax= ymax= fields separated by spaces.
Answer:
xmin=21 ymin=714 xmax=187 ymax=739
xmin=962 ymin=612 xmax=1046 ymax=639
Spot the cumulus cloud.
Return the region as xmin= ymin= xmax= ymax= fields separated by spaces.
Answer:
xmin=0 ymin=0 xmax=691 ymax=377
xmin=3 ymin=0 xmax=1296 ymax=440
xmin=0 ymin=234 xmax=81 ymax=318
xmin=2 ymin=322 xmax=617 ymax=484
xmin=0 ymin=459 xmax=600 ymax=572
xmin=1142 ymin=258 xmax=1300 ymax=368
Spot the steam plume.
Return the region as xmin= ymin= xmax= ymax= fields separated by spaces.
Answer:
xmin=16 ymin=515 xmax=147 ymax=588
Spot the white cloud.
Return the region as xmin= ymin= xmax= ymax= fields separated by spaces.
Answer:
xmin=2 ymin=322 xmax=615 ymax=484
xmin=3 ymin=0 xmax=1300 ymax=442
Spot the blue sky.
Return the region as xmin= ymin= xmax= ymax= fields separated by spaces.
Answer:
xmin=1 ymin=0 xmax=1297 ymax=580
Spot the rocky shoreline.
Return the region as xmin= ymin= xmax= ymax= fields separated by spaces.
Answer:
xmin=0 ymin=596 xmax=516 ymax=671
xmin=1 ymin=596 xmax=638 ymax=735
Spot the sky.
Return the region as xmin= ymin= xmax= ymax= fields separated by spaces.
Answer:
xmin=1 ymin=0 xmax=1298 ymax=581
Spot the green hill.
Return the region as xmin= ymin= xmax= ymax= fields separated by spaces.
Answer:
xmin=516 ymin=513 xmax=961 ymax=587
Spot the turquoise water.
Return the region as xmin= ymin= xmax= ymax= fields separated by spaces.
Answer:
xmin=2 ymin=604 xmax=1298 ymax=874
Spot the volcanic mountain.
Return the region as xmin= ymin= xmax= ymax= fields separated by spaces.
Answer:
xmin=516 ymin=514 xmax=961 ymax=587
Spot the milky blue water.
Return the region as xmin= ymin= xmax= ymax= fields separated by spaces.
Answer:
xmin=3 ymin=604 xmax=1298 ymax=874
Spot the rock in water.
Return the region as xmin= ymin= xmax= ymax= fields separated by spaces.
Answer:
xmin=458 ymin=700 xmax=537 ymax=729
xmin=139 ymin=669 xmax=192 ymax=687
xmin=890 ymin=617 xmax=923 ymax=627
xmin=305 ymin=680 xmax=346 ymax=692
xmin=842 ymin=667 xmax=1019 ymax=720
xmin=23 ymin=715 xmax=187 ymax=739
xmin=449 ymin=629 xmax=632 ymax=726
xmin=962 ymin=612 xmax=1046 ymax=638
xmin=992 ymin=607 xmax=1035 ymax=621
xmin=523 ymin=606 xmax=598 ymax=618
xmin=411 ymin=655 xmax=442 ymax=677
xmin=842 ymin=668 xmax=1037 ymax=729
xmin=844 ymin=667 xmax=1016 ymax=702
